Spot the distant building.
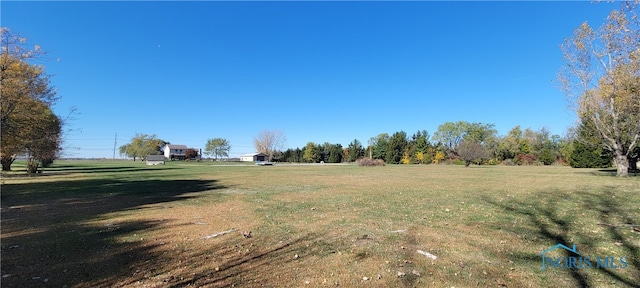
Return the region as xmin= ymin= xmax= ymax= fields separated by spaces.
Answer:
xmin=146 ymin=155 xmax=165 ymax=165
xmin=164 ymin=144 xmax=188 ymax=160
xmin=240 ymin=153 xmax=268 ymax=162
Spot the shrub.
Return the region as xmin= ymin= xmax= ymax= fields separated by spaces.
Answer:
xmin=185 ymin=158 xmax=191 ymax=163
xmin=185 ymin=148 xmax=199 ymax=159
xmin=487 ymin=158 xmax=498 ymax=165
xmin=356 ymin=158 xmax=385 ymax=166
xmin=41 ymin=157 xmax=55 ymax=168
xmin=453 ymin=159 xmax=466 ymax=165
xmin=26 ymin=159 xmax=39 ymax=173
xmin=503 ymin=159 xmax=515 ymax=166
xmin=515 ymin=154 xmax=536 ymax=165
xmin=538 ymin=148 xmax=557 ymax=165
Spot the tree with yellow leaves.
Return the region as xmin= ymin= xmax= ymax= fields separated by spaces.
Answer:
xmin=432 ymin=151 xmax=446 ymax=164
xmin=558 ymin=3 xmax=639 ymax=176
xmin=1 ymin=28 xmax=61 ymax=171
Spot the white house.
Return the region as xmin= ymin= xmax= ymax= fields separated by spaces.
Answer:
xmin=164 ymin=144 xmax=188 ymax=160
xmin=146 ymin=155 xmax=165 ymax=165
xmin=240 ymin=153 xmax=268 ymax=162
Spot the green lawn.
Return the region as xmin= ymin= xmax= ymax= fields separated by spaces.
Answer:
xmin=1 ymin=161 xmax=638 ymax=287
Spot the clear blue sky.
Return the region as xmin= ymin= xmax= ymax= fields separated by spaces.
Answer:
xmin=3 ymin=1 xmax=618 ymax=158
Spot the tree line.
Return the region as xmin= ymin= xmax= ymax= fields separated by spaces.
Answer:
xmin=272 ymin=121 xmax=638 ymax=170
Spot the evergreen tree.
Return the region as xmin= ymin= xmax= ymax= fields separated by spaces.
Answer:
xmin=386 ymin=131 xmax=408 ymax=164
xmin=570 ymin=142 xmax=612 ymax=168
xmin=347 ymin=139 xmax=364 ymax=162
xmin=328 ymin=144 xmax=343 ymax=163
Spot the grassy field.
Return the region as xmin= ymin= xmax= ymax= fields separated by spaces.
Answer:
xmin=1 ymin=161 xmax=639 ymax=287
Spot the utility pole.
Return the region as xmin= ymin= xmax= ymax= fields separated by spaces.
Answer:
xmin=113 ymin=133 xmax=117 ymax=160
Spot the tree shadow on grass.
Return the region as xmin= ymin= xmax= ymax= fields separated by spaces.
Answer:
xmin=1 ymin=162 xmax=182 ymax=178
xmin=572 ymin=169 xmax=640 ymax=177
xmin=482 ymin=187 xmax=639 ymax=288
xmin=581 ymin=188 xmax=640 ymax=287
xmin=43 ymin=164 xmax=182 ymax=174
xmin=172 ymin=233 xmax=323 ymax=287
xmin=1 ymin=177 xmax=225 ymax=287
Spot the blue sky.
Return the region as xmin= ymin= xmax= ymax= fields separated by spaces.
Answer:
xmin=3 ymin=1 xmax=618 ymax=158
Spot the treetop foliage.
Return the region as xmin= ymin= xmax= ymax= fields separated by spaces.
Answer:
xmin=204 ymin=138 xmax=231 ymax=160
xmin=119 ymin=133 xmax=166 ymax=161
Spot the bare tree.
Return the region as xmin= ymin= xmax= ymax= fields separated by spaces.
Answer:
xmin=558 ymin=2 xmax=640 ymax=177
xmin=253 ymin=129 xmax=286 ymax=162
xmin=457 ymin=140 xmax=488 ymax=167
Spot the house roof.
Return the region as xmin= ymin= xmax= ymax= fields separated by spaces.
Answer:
xmin=166 ymin=144 xmax=188 ymax=150
xmin=146 ymin=155 xmax=165 ymax=161
xmin=241 ymin=153 xmax=267 ymax=157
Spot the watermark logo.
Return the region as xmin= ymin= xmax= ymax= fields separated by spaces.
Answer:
xmin=540 ymin=243 xmax=628 ymax=271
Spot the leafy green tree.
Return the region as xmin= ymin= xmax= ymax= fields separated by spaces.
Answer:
xmin=204 ymin=138 xmax=231 ymax=160
xmin=558 ymin=135 xmax=575 ymax=165
xmin=537 ymin=130 xmax=561 ymax=165
xmin=464 ymin=123 xmax=497 ymax=145
xmin=500 ymin=127 xmax=561 ymax=165
xmin=464 ymin=123 xmax=498 ymax=161
xmin=21 ymin=103 xmax=62 ymax=172
xmin=294 ymin=147 xmax=303 ymax=163
xmin=497 ymin=126 xmax=523 ymax=160
xmin=433 ymin=121 xmax=468 ymax=152
xmin=319 ymin=142 xmax=332 ymax=163
xmin=118 ymin=144 xmax=132 ymax=160
xmin=119 ymin=133 xmax=166 ymax=161
xmin=497 ymin=126 xmax=557 ymax=163
xmin=303 ymin=142 xmax=319 ymax=163
xmin=328 ymin=143 xmax=344 ymax=163
xmin=282 ymin=148 xmax=303 ymax=163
